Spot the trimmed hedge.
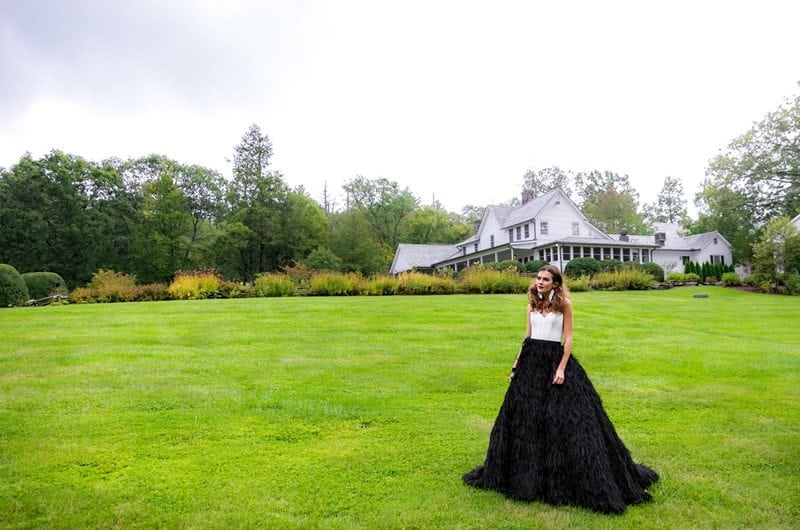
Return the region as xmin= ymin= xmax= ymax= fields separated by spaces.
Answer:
xmin=21 ymin=272 xmax=68 ymax=299
xmin=564 ymin=257 xmax=601 ymax=278
xmin=641 ymin=262 xmax=665 ymax=282
xmin=524 ymin=260 xmax=549 ymax=273
xmin=0 ymin=264 xmax=29 ymax=307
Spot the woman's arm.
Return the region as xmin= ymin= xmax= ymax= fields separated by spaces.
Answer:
xmin=552 ymin=300 xmax=573 ymax=385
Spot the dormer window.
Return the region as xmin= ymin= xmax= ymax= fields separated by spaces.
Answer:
xmin=541 ymin=221 xmax=549 ymax=235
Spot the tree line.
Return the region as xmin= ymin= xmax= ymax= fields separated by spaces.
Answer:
xmin=0 ymin=125 xmax=474 ymax=288
xmin=2 ymin=84 xmax=798 ymax=289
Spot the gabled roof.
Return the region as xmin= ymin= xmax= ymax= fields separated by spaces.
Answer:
xmin=389 ymin=243 xmax=458 ymax=274
xmin=455 ymin=204 xmax=515 ymax=247
xmin=622 ymin=230 xmax=730 ymax=251
xmin=501 ymin=188 xmax=561 ymax=229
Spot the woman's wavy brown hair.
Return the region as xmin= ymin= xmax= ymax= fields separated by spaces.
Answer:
xmin=528 ymin=265 xmax=571 ymax=313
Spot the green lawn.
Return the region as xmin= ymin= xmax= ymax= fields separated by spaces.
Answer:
xmin=1 ymin=287 xmax=798 ymax=529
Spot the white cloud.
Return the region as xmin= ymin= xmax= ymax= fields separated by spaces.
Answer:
xmin=1 ymin=0 xmax=798 ymax=215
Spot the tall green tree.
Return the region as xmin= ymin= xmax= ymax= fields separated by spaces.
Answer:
xmin=0 ymin=151 xmax=134 ymax=286
xmin=131 ymin=170 xmax=193 ymax=283
xmin=751 ymin=215 xmax=800 ymax=280
xmin=342 ymin=176 xmax=419 ymax=250
xmin=230 ymin=123 xmax=273 ymax=208
xmin=689 ymin=177 xmax=757 ymax=264
xmin=398 ymin=205 xmax=472 ymax=244
xmin=522 ymin=166 xmax=573 ymax=198
xmin=574 ymin=170 xmax=650 ymax=234
xmin=644 ymin=176 xmax=689 ymax=225
xmin=330 ymin=209 xmax=387 ymax=275
xmin=706 ymin=87 xmax=800 ymax=222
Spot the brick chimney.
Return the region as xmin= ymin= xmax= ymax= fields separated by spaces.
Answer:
xmin=619 ymin=228 xmax=629 ymax=242
xmin=521 ymin=190 xmax=534 ymax=204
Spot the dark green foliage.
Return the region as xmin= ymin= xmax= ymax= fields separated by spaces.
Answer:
xmin=598 ymin=259 xmax=623 ymax=272
xmin=641 ymin=262 xmax=665 ymax=282
xmin=0 ymin=264 xmax=30 ymax=307
xmin=487 ymin=260 xmax=525 ymax=272
xmin=564 ymin=257 xmax=601 ymax=278
xmin=21 ymin=272 xmax=68 ymax=299
xmin=301 ymin=247 xmax=342 ymax=272
xmin=524 ymin=260 xmax=549 ymax=273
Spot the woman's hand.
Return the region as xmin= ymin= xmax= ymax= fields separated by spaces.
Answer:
xmin=552 ymin=367 xmax=565 ymax=385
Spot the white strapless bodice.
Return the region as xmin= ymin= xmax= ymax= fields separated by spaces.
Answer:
xmin=530 ymin=311 xmax=564 ymax=342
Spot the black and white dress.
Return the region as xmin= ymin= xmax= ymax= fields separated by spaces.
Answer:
xmin=463 ymin=311 xmax=658 ymax=514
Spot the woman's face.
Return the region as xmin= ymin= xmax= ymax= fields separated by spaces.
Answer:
xmin=535 ymin=270 xmax=556 ymax=294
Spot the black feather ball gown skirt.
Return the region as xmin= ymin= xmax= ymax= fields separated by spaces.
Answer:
xmin=463 ymin=338 xmax=658 ymax=514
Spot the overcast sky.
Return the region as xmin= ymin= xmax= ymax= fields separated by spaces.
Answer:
xmin=1 ymin=0 xmax=798 ymax=214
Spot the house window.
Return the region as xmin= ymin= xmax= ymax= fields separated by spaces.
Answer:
xmin=541 ymin=222 xmax=549 ymax=235
xmin=508 ymin=229 xmax=514 ymax=242
xmin=545 ymin=248 xmax=551 ymax=262
xmin=539 ymin=249 xmax=545 ymax=260
xmin=490 ymin=235 xmax=494 ymax=247
xmin=604 ymin=248 xmax=611 ymax=260
xmin=572 ymin=222 xmax=580 ymax=236
xmin=613 ymin=248 xmax=620 ymax=260
xmin=474 ymin=243 xmax=479 ymax=252
xmin=593 ymin=247 xmax=601 ymax=260
xmin=583 ymin=246 xmax=591 ymax=257
xmin=642 ymin=249 xmax=650 ymax=262
xmin=711 ymin=255 xmax=725 ymax=264
xmin=622 ymin=248 xmax=630 ymax=261
xmin=516 ymin=226 xmax=522 ymax=239
xmin=681 ymin=255 xmax=690 ymax=264
xmin=713 ymin=237 xmax=718 ymax=245
xmin=563 ymin=246 xmax=571 ymax=260
xmin=524 ymin=224 xmax=530 ymax=238
xmin=632 ymin=249 xmax=640 ymax=262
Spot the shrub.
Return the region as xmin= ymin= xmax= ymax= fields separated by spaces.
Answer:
xmin=168 ymin=272 xmax=221 ymax=300
xmin=363 ymin=275 xmax=399 ymax=296
xmin=487 ymin=260 xmax=525 ymax=272
xmin=704 ymin=276 xmax=718 ymax=285
xmin=135 ymin=283 xmax=170 ymax=301
xmin=301 ymin=247 xmax=341 ymax=272
xmin=71 ymin=269 xmax=138 ymax=303
xmin=395 ymin=272 xmax=457 ymax=294
xmin=640 ymin=262 xmax=665 ymax=282
xmin=721 ymin=272 xmax=741 ymax=286
xmin=308 ymin=273 xmax=357 ymax=296
xmin=217 ymin=280 xmax=254 ymax=299
xmin=524 ymin=260 xmax=549 ymax=273
xmin=589 ymin=268 xmax=655 ymax=291
xmin=0 ymin=264 xmax=29 ymax=307
xmin=254 ymin=274 xmax=296 ymax=297
xmin=785 ymin=273 xmax=800 ymax=295
xmin=460 ymin=267 xmax=529 ymax=294
xmin=598 ymin=259 xmax=623 ymax=272
xmin=684 ymin=273 xmax=700 ymax=283
xmin=564 ymin=257 xmax=601 ymax=278
xmin=566 ymin=275 xmax=591 ymax=292
xmin=21 ymin=272 xmax=68 ymax=299
xmin=667 ymin=272 xmax=685 ymax=283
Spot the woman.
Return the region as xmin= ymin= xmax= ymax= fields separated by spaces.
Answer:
xmin=463 ymin=265 xmax=658 ymax=514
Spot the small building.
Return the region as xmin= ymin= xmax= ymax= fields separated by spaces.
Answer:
xmin=390 ymin=188 xmax=733 ymax=275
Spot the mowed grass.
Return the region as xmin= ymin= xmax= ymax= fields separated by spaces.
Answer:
xmin=0 ymin=287 xmax=798 ymax=529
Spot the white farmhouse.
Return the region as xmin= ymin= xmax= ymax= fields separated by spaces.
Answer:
xmin=390 ymin=188 xmax=733 ymax=275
